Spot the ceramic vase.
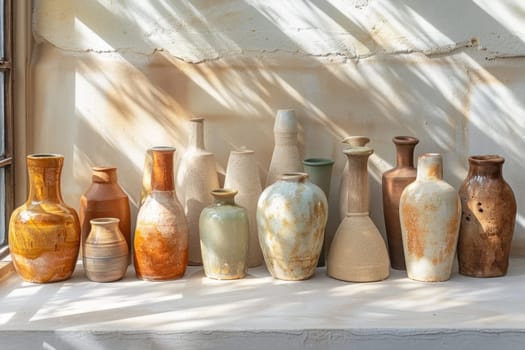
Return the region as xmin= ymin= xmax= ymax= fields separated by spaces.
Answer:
xmin=134 ymin=147 xmax=189 ymax=281
xmin=327 ymin=147 xmax=390 ymax=282
xmin=224 ymin=149 xmax=264 ymax=267
xmin=265 ymin=109 xmax=303 ymax=187
xmin=200 ymin=189 xmax=249 ymax=280
xmin=176 ymin=117 xmax=219 ymax=265
xmin=338 ymin=136 xmax=370 ymax=222
xmin=382 ymin=136 xmax=419 ymax=270
xmin=302 ymin=158 xmax=335 ymax=267
xmin=80 ymin=167 xmax=131 ymax=264
xmin=8 ymin=154 xmax=80 ymax=283
xmin=83 ymin=218 xmax=128 ymax=282
xmin=458 ymin=155 xmax=516 ymax=277
xmin=399 ymin=153 xmax=461 ymax=282
xmin=257 ymin=172 xmax=327 ymax=281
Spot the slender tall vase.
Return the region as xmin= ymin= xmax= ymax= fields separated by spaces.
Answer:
xmin=9 ymin=154 xmax=80 ymax=283
xmin=200 ymin=189 xmax=249 ymax=280
xmin=458 ymin=155 xmax=516 ymax=277
xmin=399 ymin=153 xmax=461 ymax=282
xmin=224 ymin=150 xmax=264 ymax=267
xmin=257 ymin=172 xmax=327 ymax=280
xmin=176 ymin=117 xmax=219 ymax=265
xmin=302 ymin=158 xmax=335 ymax=267
xmin=134 ymin=147 xmax=189 ymax=280
xmin=327 ymin=147 xmax=390 ymax=282
xmin=265 ymin=109 xmax=303 ymax=187
xmin=80 ymin=167 xmax=131 ymax=264
xmin=382 ymin=136 xmax=419 ymax=270
xmin=338 ymin=136 xmax=370 ymax=222
xmin=83 ymin=218 xmax=128 ymax=282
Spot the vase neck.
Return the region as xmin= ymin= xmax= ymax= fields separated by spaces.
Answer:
xmin=417 ymin=153 xmax=443 ymax=181
xmin=467 ymin=155 xmax=504 ymax=179
xmin=274 ymin=132 xmax=298 ymax=145
xmin=92 ymin=167 xmax=118 ymax=184
xmin=26 ymin=154 xmax=64 ymax=203
xmin=393 ymin=136 xmax=418 ymax=168
xmin=88 ymin=218 xmax=121 ymax=242
xmin=212 ymin=189 xmax=237 ymax=205
xmin=189 ymin=117 xmax=205 ymax=151
xmin=344 ymin=147 xmax=372 ymax=215
xmin=150 ymin=147 xmax=175 ymax=192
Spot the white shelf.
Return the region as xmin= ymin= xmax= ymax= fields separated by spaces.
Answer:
xmin=1 ymin=258 xmax=525 ymax=349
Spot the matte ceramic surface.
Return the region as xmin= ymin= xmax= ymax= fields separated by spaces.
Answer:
xmin=9 ymin=154 xmax=80 ymax=283
xmin=328 ymin=146 xmax=390 ymax=282
xmin=257 ymin=172 xmax=327 ymax=280
xmin=135 ymin=147 xmax=189 ymax=281
xmin=176 ymin=118 xmax=219 ymax=265
xmin=382 ymin=136 xmax=419 ymax=270
xmin=458 ymin=155 xmax=517 ymax=277
xmin=265 ymin=109 xmax=303 ymax=187
xmin=400 ymin=153 xmax=461 ymax=282
xmin=200 ymin=189 xmax=249 ymax=280
xmin=224 ymin=149 xmax=264 ymax=267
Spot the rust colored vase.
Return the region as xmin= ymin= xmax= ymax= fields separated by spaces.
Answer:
xmin=382 ymin=136 xmax=419 ymax=270
xmin=458 ymin=155 xmax=517 ymax=277
xmin=83 ymin=218 xmax=128 ymax=282
xmin=8 ymin=154 xmax=80 ymax=283
xmin=134 ymin=147 xmax=189 ymax=281
xmin=80 ymin=167 xmax=131 ymax=263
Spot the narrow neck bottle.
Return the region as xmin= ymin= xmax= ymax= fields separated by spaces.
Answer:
xmin=416 ymin=153 xmax=443 ymax=181
xmin=150 ymin=147 xmax=175 ymax=192
xmin=393 ymin=136 xmax=418 ymax=168
xmin=189 ymin=117 xmax=205 ymax=151
xmin=27 ymin=154 xmax=64 ymax=203
xmin=92 ymin=167 xmax=118 ymax=184
xmin=211 ymin=189 xmax=237 ymax=206
xmin=345 ymin=147 xmax=373 ymax=216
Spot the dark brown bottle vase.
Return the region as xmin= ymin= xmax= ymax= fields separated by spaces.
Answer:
xmin=382 ymin=136 xmax=419 ymax=270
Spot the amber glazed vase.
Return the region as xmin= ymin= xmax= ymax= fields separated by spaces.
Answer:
xmin=80 ymin=167 xmax=131 ymax=263
xmin=382 ymin=136 xmax=419 ymax=270
xmin=458 ymin=155 xmax=516 ymax=277
xmin=9 ymin=154 xmax=80 ymax=283
xmin=134 ymin=147 xmax=189 ymax=281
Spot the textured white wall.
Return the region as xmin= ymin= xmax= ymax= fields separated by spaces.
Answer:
xmin=29 ymin=0 xmax=525 ymax=254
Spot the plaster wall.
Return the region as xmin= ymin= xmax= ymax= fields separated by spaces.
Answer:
xmin=29 ymin=1 xmax=525 ymax=254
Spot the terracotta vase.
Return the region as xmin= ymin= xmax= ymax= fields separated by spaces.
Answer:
xmin=382 ymin=136 xmax=419 ymax=270
xmin=399 ymin=153 xmax=461 ymax=282
xmin=8 ymin=154 xmax=80 ymax=283
xmin=338 ymin=136 xmax=370 ymax=222
xmin=224 ymin=149 xmax=264 ymax=267
xmin=176 ymin=117 xmax=219 ymax=265
xmin=200 ymin=189 xmax=249 ymax=280
xmin=265 ymin=109 xmax=303 ymax=187
xmin=302 ymin=158 xmax=335 ymax=267
xmin=458 ymin=155 xmax=517 ymax=277
xmin=80 ymin=167 xmax=131 ymax=264
xmin=83 ymin=218 xmax=128 ymax=282
xmin=327 ymin=147 xmax=390 ymax=282
xmin=134 ymin=147 xmax=189 ymax=281
xmin=257 ymin=172 xmax=327 ymax=281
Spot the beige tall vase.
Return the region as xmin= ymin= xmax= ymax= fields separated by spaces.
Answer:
xmin=338 ymin=136 xmax=370 ymax=222
xmin=328 ymin=146 xmax=390 ymax=282
xmin=265 ymin=109 xmax=303 ymax=187
xmin=399 ymin=153 xmax=461 ymax=282
xmin=224 ymin=149 xmax=264 ymax=267
xmin=176 ymin=118 xmax=219 ymax=265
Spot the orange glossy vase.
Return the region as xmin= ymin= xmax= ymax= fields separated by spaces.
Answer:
xmin=134 ymin=147 xmax=189 ymax=280
xmin=8 ymin=154 xmax=80 ymax=283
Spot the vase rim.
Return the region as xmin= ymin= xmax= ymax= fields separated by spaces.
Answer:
xmin=90 ymin=217 xmax=120 ymax=225
xmin=211 ymin=188 xmax=238 ymax=198
xmin=393 ymin=136 xmax=419 ymax=145
xmin=150 ymin=146 xmax=176 ymax=152
xmin=420 ymin=152 xmax=441 ymax=159
xmin=190 ymin=117 xmax=204 ymax=123
xmin=280 ymin=172 xmax=309 ymax=182
xmin=92 ymin=166 xmax=117 ymax=172
xmin=469 ymin=154 xmax=504 ymax=165
xmin=231 ymin=149 xmax=254 ymax=155
xmin=27 ymin=153 xmax=64 ymax=159
xmin=341 ymin=136 xmax=370 ymax=145
xmin=302 ymin=158 xmax=335 ymax=166
xmin=343 ymin=146 xmax=373 ymax=156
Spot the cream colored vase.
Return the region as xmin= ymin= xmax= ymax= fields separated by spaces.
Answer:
xmin=399 ymin=153 xmax=461 ymax=282
xmin=328 ymin=146 xmax=390 ymax=282
xmin=265 ymin=109 xmax=303 ymax=187
xmin=338 ymin=136 xmax=370 ymax=222
xmin=257 ymin=172 xmax=327 ymax=280
xmin=224 ymin=150 xmax=264 ymax=267
xmin=176 ymin=118 xmax=220 ymax=265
